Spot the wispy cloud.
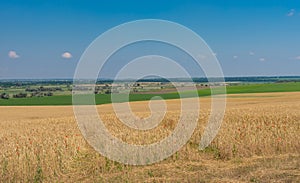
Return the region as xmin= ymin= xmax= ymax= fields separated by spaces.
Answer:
xmin=259 ymin=58 xmax=266 ymax=62
xmin=292 ymin=56 xmax=300 ymax=60
xmin=197 ymin=54 xmax=207 ymax=60
xmin=8 ymin=51 xmax=20 ymax=59
xmin=233 ymin=55 xmax=238 ymax=59
xmin=249 ymin=51 xmax=255 ymax=56
xmin=287 ymin=9 xmax=295 ymax=16
xmin=61 ymin=52 xmax=72 ymax=59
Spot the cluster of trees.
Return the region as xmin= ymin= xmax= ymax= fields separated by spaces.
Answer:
xmin=93 ymin=85 xmax=110 ymax=94
xmin=30 ymin=92 xmax=53 ymax=97
xmin=0 ymin=82 xmax=68 ymax=100
xmin=0 ymin=80 xmax=72 ymax=88
xmin=13 ymin=93 xmax=27 ymax=98
xmin=25 ymin=86 xmax=62 ymax=92
xmin=0 ymin=91 xmax=54 ymax=99
xmin=0 ymin=92 xmax=28 ymax=99
xmin=94 ymin=88 xmax=112 ymax=94
xmin=0 ymin=93 xmax=9 ymax=99
xmin=23 ymin=86 xmax=57 ymax=98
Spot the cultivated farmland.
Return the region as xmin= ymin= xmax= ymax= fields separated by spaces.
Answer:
xmin=0 ymin=92 xmax=299 ymax=182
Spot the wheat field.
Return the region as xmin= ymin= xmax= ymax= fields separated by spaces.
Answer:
xmin=0 ymin=92 xmax=299 ymax=182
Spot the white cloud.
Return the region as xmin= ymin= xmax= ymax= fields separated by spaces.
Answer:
xmin=61 ymin=52 xmax=72 ymax=59
xmin=233 ymin=55 xmax=238 ymax=59
xmin=249 ymin=51 xmax=255 ymax=56
xmin=8 ymin=51 xmax=20 ymax=59
xmin=287 ymin=9 xmax=295 ymax=16
xmin=259 ymin=58 xmax=266 ymax=62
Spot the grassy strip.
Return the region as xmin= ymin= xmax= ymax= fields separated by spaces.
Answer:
xmin=0 ymin=82 xmax=299 ymax=106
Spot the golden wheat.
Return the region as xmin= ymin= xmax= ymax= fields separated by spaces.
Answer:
xmin=0 ymin=92 xmax=299 ymax=182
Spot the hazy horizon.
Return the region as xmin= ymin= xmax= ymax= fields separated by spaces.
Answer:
xmin=1 ymin=75 xmax=300 ymax=81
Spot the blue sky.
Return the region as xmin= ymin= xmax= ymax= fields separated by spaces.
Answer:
xmin=0 ymin=0 xmax=300 ymax=78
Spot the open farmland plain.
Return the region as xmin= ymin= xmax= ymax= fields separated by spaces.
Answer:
xmin=0 ymin=92 xmax=300 ymax=182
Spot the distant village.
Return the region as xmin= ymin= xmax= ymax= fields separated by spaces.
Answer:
xmin=0 ymin=81 xmax=224 ymax=100
xmin=2 ymin=76 xmax=294 ymax=100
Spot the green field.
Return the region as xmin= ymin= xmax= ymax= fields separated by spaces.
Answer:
xmin=0 ymin=82 xmax=299 ymax=106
